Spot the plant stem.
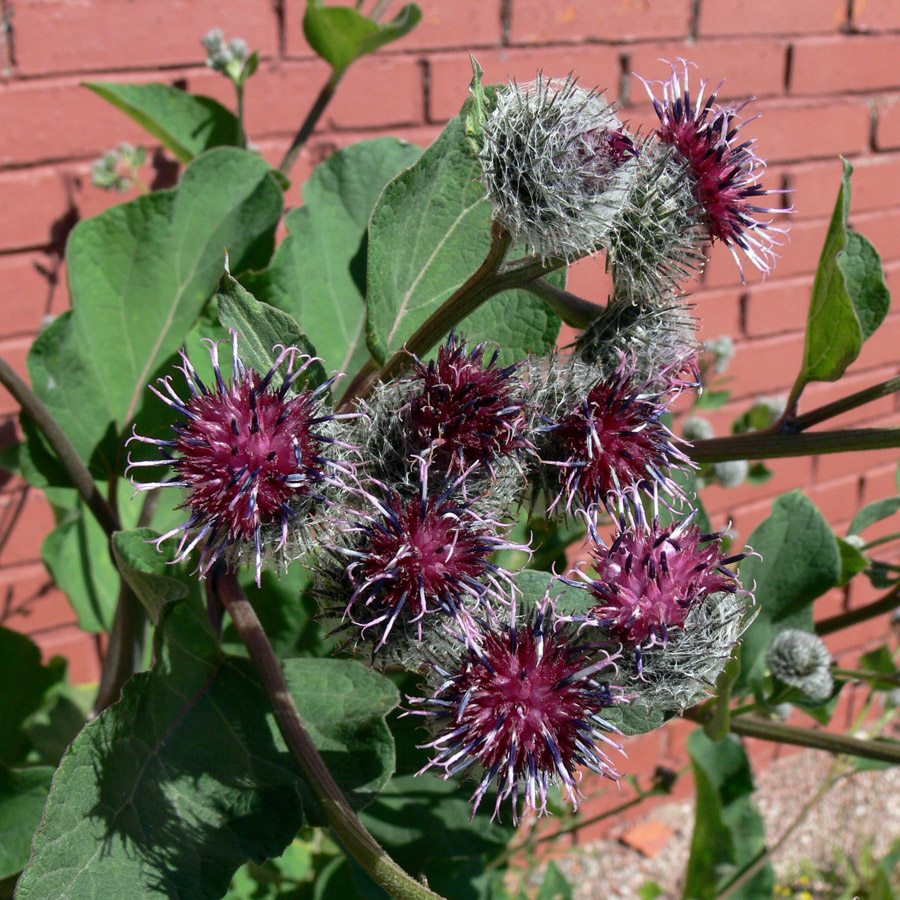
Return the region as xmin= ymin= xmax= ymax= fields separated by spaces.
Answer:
xmin=833 ymin=666 xmax=899 ymax=683
xmin=689 ymin=427 xmax=900 ymax=463
xmin=279 ymin=69 xmax=341 ymax=178
xmin=0 ymin=354 xmax=119 ymax=536
xmin=725 ymin=715 xmax=900 ymax=764
xmin=786 ymin=375 xmax=900 ymax=432
xmin=815 ymin=583 xmax=900 ymax=636
xmin=522 ymin=278 xmax=604 ymax=328
xmin=93 ymin=583 xmax=146 ymax=714
xmin=213 ymin=569 xmax=446 ymax=900
xmin=864 ymin=532 xmax=900 ymax=552
xmin=236 ymin=83 xmax=247 ymax=150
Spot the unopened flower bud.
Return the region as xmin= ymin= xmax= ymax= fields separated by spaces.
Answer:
xmin=767 ymin=629 xmax=833 ymax=702
xmin=713 ymin=458 xmax=749 ymax=488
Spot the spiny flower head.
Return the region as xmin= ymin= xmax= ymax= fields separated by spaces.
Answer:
xmin=573 ymin=511 xmax=745 ymax=648
xmin=539 ymin=361 xmax=690 ymax=515
xmin=332 ymin=465 xmax=528 ymax=653
xmin=408 ymin=333 xmax=531 ymax=475
xmin=128 ymin=332 xmax=351 ymax=582
xmin=640 ymin=60 xmax=787 ymax=279
xmin=479 ymin=75 xmax=638 ymax=261
xmin=409 ymin=598 xmax=622 ymax=822
xmin=767 ymin=629 xmax=833 ymax=702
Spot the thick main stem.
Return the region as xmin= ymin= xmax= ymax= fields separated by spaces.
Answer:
xmin=815 ymin=583 xmax=900 ymax=636
xmin=0 ymin=354 xmax=119 ymax=536
xmin=522 ymin=278 xmax=603 ymax=328
xmin=214 ymin=569 xmax=446 ymax=900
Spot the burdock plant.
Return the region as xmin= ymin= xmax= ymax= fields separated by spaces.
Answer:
xmin=7 ymin=28 xmax=899 ymax=900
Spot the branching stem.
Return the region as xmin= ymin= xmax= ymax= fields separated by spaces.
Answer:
xmin=213 ymin=568 xmax=446 ymax=900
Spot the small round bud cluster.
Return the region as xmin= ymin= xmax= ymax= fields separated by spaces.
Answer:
xmin=128 ymin=332 xmax=354 ymax=583
xmin=478 ymin=75 xmax=638 ymax=262
xmin=92 ymin=142 xmax=146 ymax=193
xmin=767 ymin=629 xmax=833 ymax=702
xmin=683 ymin=416 xmax=715 ymax=443
xmin=202 ymin=28 xmax=250 ymax=72
xmin=703 ymin=335 xmax=736 ymax=374
xmin=409 ymin=598 xmax=622 ymax=822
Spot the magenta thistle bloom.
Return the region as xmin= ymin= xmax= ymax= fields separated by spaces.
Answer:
xmin=410 ymin=599 xmax=622 ymax=822
xmin=640 ymin=61 xmax=787 ymax=278
xmin=128 ymin=333 xmax=351 ymax=582
xmin=408 ymin=333 xmax=531 ymax=475
xmin=542 ymin=364 xmax=690 ymax=514
xmin=337 ymin=470 xmax=527 ymax=650
xmin=573 ymin=513 xmax=744 ymax=648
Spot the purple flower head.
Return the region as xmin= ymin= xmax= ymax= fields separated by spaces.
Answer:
xmin=640 ymin=60 xmax=788 ymax=279
xmin=336 ymin=463 xmax=529 ymax=652
xmin=409 ymin=333 xmax=532 ymax=476
xmin=542 ymin=361 xmax=690 ymax=515
xmin=128 ymin=332 xmax=352 ymax=583
xmin=409 ymin=598 xmax=622 ymax=822
xmin=575 ymin=511 xmax=744 ymax=648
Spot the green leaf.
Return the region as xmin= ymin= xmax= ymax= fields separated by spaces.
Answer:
xmin=24 ymin=148 xmax=283 ymax=478
xmin=217 ymin=269 xmax=327 ymax=391
xmin=849 ymin=497 xmax=900 ymax=536
xmin=112 ymin=529 xmax=190 ymax=624
xmin=85 ymin=82 xmax=241 ymax=163
xmin=736 ymin=492 xmax=842 ymax=689
xmin=245 ymin=138 xmax=423 ymax=376
xmin=837 ymin=535 xmax=869 ymax=586
xmin=41 ymin=500 xmax=119 ymax=632
xmin=366 ymin=114 xmax=561 ymax=366
xmin=360 ymin=774 xmax=512 ymax=879
xmin=0 ymin=627 xmax=66 ymax=767
xmin=799 ymin=159 xmax=891 ymax=386
xmin=16 ymin=601 xmax=398 ymax=900
xmin=464 ymin=55 xmax=489 ymax=154
xmin=536 ymin=862 xmax=573 ymax=900
xmin=516 ymin=568 xmax=593 ymax=618
xmin=303 ymin=1 xmax=422 ymax=77
xmin=0 ymin=766 xmax=54 ymax=879
xmin=684 ymin=731 xmax=773 ymax=900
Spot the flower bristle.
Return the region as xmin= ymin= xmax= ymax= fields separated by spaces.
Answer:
xmin=410 ymin=598 xmax=622 ymax=822
xmin=539 ymin=362 xmax=690 ymax=515
xmin=410 ymin=333 xmax=532 ymax=475
xmin=640 ymin=60 xmax=788 ymax=279
xmin=576 ymin=513 xmax=744 ymax=648
xmin=128 ymin=332 xmax=351 ymax=582
xmin=331 ymin=464 xmax=528 ymax=654
xmin=479 ymin=75 xmax=638 ymax=262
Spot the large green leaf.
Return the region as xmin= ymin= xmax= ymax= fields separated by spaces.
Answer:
xmin=366 ymin=115 xmax=562 ymax=366
xmin=245 ymin=138 xmax=423 ymax=376
xmin=849 ymin=497 xmax=900 ymax=536
xmin=0 ymin=628 xmax=66 ymax=767
xmin=799 ymin=159 xmax=890 ymax=387
xmin=683 ymin=731 xmax=773 ymax=900
xmin=15 ymin=601 xmax=398 ymax=900
xmin=0 ymin=766 xmax=54 ymax=879
xmin=303 ymin=1 xmax=422 ymax=77
xmin=24 ymin=148 xmax=282 ymax=479
xmin=42 ymin=501 xmax=119 ymax=632
xmin=85 ymin=83 xmax=241 ymax=163
xmin=217 ymin=271 xmax=327 ymax=391
xmin=736 ymin=492 xmax=841 ymax=689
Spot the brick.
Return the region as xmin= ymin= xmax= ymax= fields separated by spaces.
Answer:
xmin=0 ymin=337 xmax=33 ymax=417
xmin=853 ymin=0 xmax=900 ymax=32
xmin=626 ymin=39 xmax=788 ymax=104
xmin=691 ymin=286 xmax=743 ymax=342
xmin=566 ymin=255 xmax=615 ymax=306
xmin=426 ymin=46 xmax=623 ymax=124
xmin=722 ymin=332 xmax=807 ymax=399
xmin=791 ymin=35 xmax=900 ymax=95
xmin=14 ymin=0 xmax=278 ymax=77
xmin=0 ymin=486 xmax=55 ymax=569
xmin=0 ymin=252 xmax=70 ymax=338
xmin=812 ymin=441 xmax=900 ymax=486
xmin=743 ymin=274 xmax=815 ymax=337
xmin=807 ymin=472 xmax=864 ymax=522
xmin=33 ymin=625 xmax=101 ymax=684
xmin=875 ymin=96 xmax=900 ymax=150
xmin=698 ymin=0 xmax=848 ymax=36
xmin=286 ymin=0 xmax=502 ymax=55
xmin=620 ymin=820 xmax=674 ymax=857
xmin=0 ymin=563 xmax=77 ymax=636
xmin=0 ymin=167 xmax=74 ymax=252
xmin=851 ymin=210 xmax=900 ymax=266
xmin=508 ymin=0 xmax=693 ymax=45
xmin=0 ymin=77 xmax=151 ymax=168
xmin=700 ymin=455 xmax=813 ymax=519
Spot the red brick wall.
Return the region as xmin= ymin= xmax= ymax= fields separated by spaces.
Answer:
xmin=1 ymin=0 xmax=899 ymax=829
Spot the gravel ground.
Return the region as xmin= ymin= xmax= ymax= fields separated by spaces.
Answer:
xmin=555 ymin=749 xmax=900 ymax=899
